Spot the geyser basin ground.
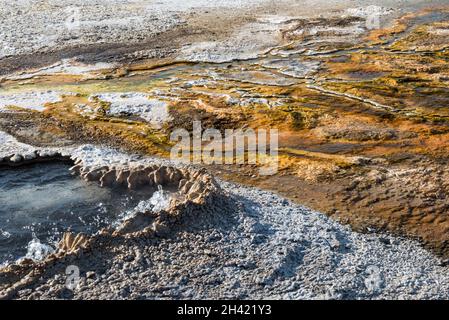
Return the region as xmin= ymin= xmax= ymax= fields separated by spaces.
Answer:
xmin=0 ymin=141 xmax=449 ymax=299
xmin=0 ymin=162 xmax=150 ymax=264
xmin=2 ymin=0 xmax=449 ymax=300
xmin=2 ymin=1 xmax=449 ymax=256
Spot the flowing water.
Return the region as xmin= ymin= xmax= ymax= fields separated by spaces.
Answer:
xmin=0 ymin=162 xmax=153 ymax=265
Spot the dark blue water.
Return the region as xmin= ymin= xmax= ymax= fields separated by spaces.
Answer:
xmin=0 ymin=162 xmax=149 ymax=265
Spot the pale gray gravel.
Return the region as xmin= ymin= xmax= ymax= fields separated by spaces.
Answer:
xmin=0 ymin=0 xmax=183 ymax=59
xmin=1 ymin=0 xmax=445 ymax=65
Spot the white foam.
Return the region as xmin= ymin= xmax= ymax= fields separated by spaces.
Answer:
xmin=115 ymin=186 xmax=173 ymax=226
xmin=24 ymin=236 xmax=55 ymax=261
xmin=149 ymin=185 xmax=172 ymax=212
xmin=0 ymin=229 xmax=11 ymax=239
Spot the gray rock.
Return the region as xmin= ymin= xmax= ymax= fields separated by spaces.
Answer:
xmin=23 ymin=152 xmax=37 ymax=161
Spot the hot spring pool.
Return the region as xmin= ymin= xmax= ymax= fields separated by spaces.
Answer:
xmin=0 ymin=162 xmax=152 ymax=265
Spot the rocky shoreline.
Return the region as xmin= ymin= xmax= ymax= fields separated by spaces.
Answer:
xmin=2 ymin=0 xmax=449 ymax=299
xmin=1 ymin=135 xmax=449 ymax=299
